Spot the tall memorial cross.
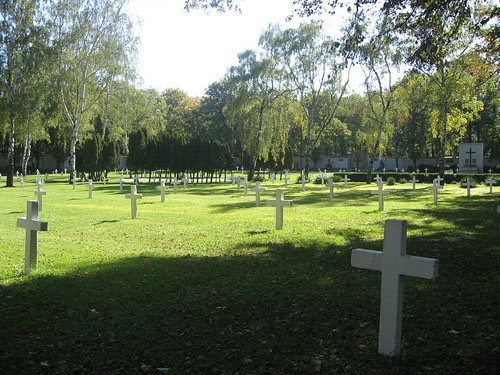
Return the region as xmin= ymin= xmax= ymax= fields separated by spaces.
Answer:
xmin=371 ymin=181 xmax=390 ymax=211
xmin=342 ymin=175 xmax=350 ymax=188
xmin=351 ymin=219 xmax=438 ymax=357
xmin=486 ymin=177 xmax=495 ymax=193
xmin=427 ymin=179 xmax=443 ymax=204
xmin=125 ymin=185 xmax=143 ymax=219
xmin=325 ymin=178 xmax=338 ymax=199
xmin=466 ymin=147 xmax=476 ymax=165
xmin=86 ymin=180 xmax=95 ymax=199
xmin=17 ymin=200 xmax=48 ymax=275
xmin=461 ymin=178 xmax=475 ymax=198
xmin=171 ymin=177 xmax=180 ymax=194
xmin=284 ymin=174 xmax=289 ymax=187
xmin=241 ymin=178 xmax=250 ymax=196
xmin=251 ymin=181 xmax=266 ymax=206
xmin=34 ymin=181 xmax=47 ymax=211
xmin=266 ymin=188 xmax=293 ymax=230
xmin=157 ymin=180 xmax=168 ymax=202
xmin=409 ymin=176 xmax=419 ymax=190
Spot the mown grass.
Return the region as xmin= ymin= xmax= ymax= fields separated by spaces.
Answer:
xmin=1 ymin=173 xmax=499 ymax=374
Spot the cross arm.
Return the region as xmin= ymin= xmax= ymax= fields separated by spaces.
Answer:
xmin=17 ymin=217 xmax=48 ymax=232
xmin=351 ymin=248 xmax=383 ymax=271
xmin=399 ymin=255 xmax=438 ymax=279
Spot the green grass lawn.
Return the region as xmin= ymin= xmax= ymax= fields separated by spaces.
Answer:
xmin=1 ymin=174 xmax=499 ymax=374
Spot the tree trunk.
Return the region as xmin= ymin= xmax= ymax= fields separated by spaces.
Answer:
xmin=22 ymin=133 xmax=31 ymax=176
xmin=7 ymin=117 xmax=15 ymax=187
xmin=439 ymin=100 xmax=447 ymax=176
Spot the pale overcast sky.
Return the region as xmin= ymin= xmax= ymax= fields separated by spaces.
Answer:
xmin=126 ymin=0 xmax=354 ymax=97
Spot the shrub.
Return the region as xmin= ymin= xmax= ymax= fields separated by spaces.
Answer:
xmin=399 ymin=178 xmax=407 ymax=184
xmin=252 ymin=176 xmax=265 ymax=182
xmin=387 ymin=177 xmax=396 ymax=185
xmin=460 ymin=176 xmax=478 ymax=187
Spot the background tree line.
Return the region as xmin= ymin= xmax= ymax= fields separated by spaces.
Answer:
xmin=1 ymin=0 xmax=498 ymax=185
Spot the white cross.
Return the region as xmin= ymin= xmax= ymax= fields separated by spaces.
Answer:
xmin=284 ymin=174 xmax=289 ymax=187
xmin=409 ymin=176 xmax=419 ymax=190
xmin=86 ymin=180 xmax=95 ymax=199
xmin=44 ymin=173 xmax=48 ymax=181
xmin=424 ymin=168 xmax=429 ymax=173
xmin=461 ymin=178 xmax=475 ymax=198
xmin=351 ymin=219 xmax=438 ymax=357
xmin=455 ymin=168 xmax=459 ymax=174
xmin=125 ymin=185 xmax=143 ymax=219
xmin=36 ymin=169 xmax=40 ymax=176
xmin=486 ymin=177 xmax=495 ymax=194
xmin=60 ymin=171 xmax=63 ymax=178
xmin=119 ymin=176 xmax=124 ymax=193
xmin=325 ymin=178 xmax=338 ymax=199
xmin=271 ymin=173 xmax=276 ymax=184
xmin=241 ymin=178 xmax=250 ymax=196
xmin=171 ymin=177 xmax=180 ymax=194
xmin=371 ymin=181 xmax=390 ymax=211
xmin=34 ymin=180 xmax=47 ymax=211
xmin=321 ymin=173 xmax=325 ymax=185
xmin=236 ymin=166 xmax=239 ymax=171
xmin=427 ymin=179 xmax=443 ymax=204
xmin=416 ymin=168 xmax=420 ymax=173
xmin=20 ymin=174 xmax=24 ymax=187
xmin=342 ymin=175 xmax=350 ymax=188
xmin=299 ymin=176 xmax=308 ymax=192
xmin=231 ymin=175 xmax=236 ymax=185
xmin=134 ymin=174 xmax=139 ymax=186
xmin=17 ymin=200 xmax=48 ymax=275
xmin=374 ymin=174 xmax=382 ymax=184
xmin=236 ymin=176 xmax=242 ymax=190
xmin=71 ymin=174 xmax=77 ymax=190
xmin=382 ymin=168 xmax=387 ymax=173
xmin=266 ymin=188 xmax=293 ymax=230
xmin=157 ymin=179 xmax=168 ymax=202
xmin=183 ymin=175 xmax=189 ymax=188
xmin=395 ymin=167 xmax=399 ymax=173
xmin=241 ymin=167 xmax=244 ymax=173
xmin=435 ymin=175 xmax=443 ymax=186
xmin=16 ymin=171 xmax=19 ymax=177
xmin=488 ymin=168 xmax=493 ymax=174
xmin=64 ymin=168 xmax=67 ymax=174
xmin=251 ymin=181 xmax=265 ymax=206
xmin=401 ymin=168 xmax=405 ymax=173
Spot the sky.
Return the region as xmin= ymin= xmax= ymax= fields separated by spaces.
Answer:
xmin=125 ymin=0 xmax=349 ymax=97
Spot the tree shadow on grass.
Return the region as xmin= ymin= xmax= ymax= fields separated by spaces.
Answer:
xmin=1 ymin=225 xmax=498 ymax=374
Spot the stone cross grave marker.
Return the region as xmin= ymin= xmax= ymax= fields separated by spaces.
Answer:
xmin=342 ymin=175 xmax=350 ymax=188
xmin=435 ymin=175 xmax=444 ymax=186
xmin=488 ymin=168 xmax=493 ymax=174
xmin=71 ymin=174 xmax=77 ymax=190
xmin=134 ymin=173 xmax=139 ymax=186
xmin=395 ymin=167 xmax=399 ymax=173
xmin=455 ymin=168 xmax=459 ymax=174
xmin=64 ymin=168 xmax=67 ymax=174
xmin=284 ymin=173 xmax=289 ymax=187
xmin=351 ymin=219 xmax=438 ymax=357
xmin=20 ymin=174 xmax=24 ymax=187
xmin=325 ymin=178 xmax=338 ymax=199
xmin=125 ymin=185 xmax=143 ymax=219
xmin=382 ymin=168 xmax=387 ymax=173
xmin=236 ymin=176 xmax=242 ymax=190
xmin=486 ymin=177 xmax=495 ymax=193
xmin=374 ymin=174 xmax=382 ymax=184
xmin=271 ymin=173 xmax=276 ymax=184
xmin=44 ymin=172 xmax=48 ymax=181
xmin=427 ymin=179 xmax=443 ymax=204
xmin=157 ymin=179 xmax=168 ymax=202
xmin=183 ymin=175 xmax=189 ymax=188
xmin=17 ymin=200 xmax=48 ymax=275
xmin=416 ymin=168 xmax=420 ymax=173
xmin=299 ymin=175 xmax=308 ymax=192
xmin=60 ymin=171 xmax=63 ymax=178
xmin=409 ymin=176 xmax=419 ymax=190
xmin=16 ymin=171 xmax=19 ymax=177
xmin=424 ymin=168 xmax=428 ymax=173
xmin=86 ymin=180 xmax=95 ymax=199
xmin=266 ymin=188 xmax=293 ymax=230
xmin=241 ymin=178 xmax=250 ymax=196
xmin=231 ymin=175 xmax=236 ymax=185
xmin=119 ymin=176 xmax=124 ymax=193
xmin=34 ymin=180 xmax=47 ymax=211
xmin=236 ymin=166 xmax=239 ymax=171
xmin=461 ymin=178 xmax=475 ymax=198
xmin=171 ymin=177 xmax=180 ymax=194
xmin=251 ymin=181 xmax=265 ymax=206
xmin=401 ymin=168 xmax=405 ymax=173
xmin=371 ymin=181 xmax=390 ymax=211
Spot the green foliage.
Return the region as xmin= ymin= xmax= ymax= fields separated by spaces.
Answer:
xmin=387 ymin=176 xmax=396 ymax=185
